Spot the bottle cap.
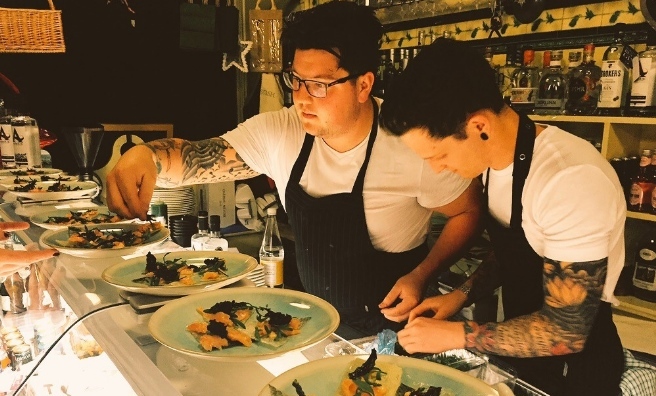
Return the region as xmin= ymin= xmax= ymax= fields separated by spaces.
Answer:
xmin=209 ymin=215 xmax=221 ymax=231
xmin=266 ymin=207 xmax=277 ymax=216
xmin=198 ymin=210 xmax=208 ymax=218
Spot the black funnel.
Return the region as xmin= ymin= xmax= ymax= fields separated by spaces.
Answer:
xmin=62 ymin=125 xmax=105 ymax=181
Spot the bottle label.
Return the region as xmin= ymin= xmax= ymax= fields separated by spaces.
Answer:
xmin=629 ymin=183 xmax=645 ymax=206
xmin=510 ymin=87 xmax=537 ymax=104
xmin=0 ymin=123 xmax=15 ymax=168
xmin=630 ymin=57 xmax=656 ymax=107
xmin=633 ymin=255 xmax=656 ymax=291
xmin=261 ymin=257 xmax=283 ymax=287
xmin=12 ymin=126 xmax=41 ymax=168
xmin=535 ymin=98 xmax=563 ymax=109
xmin=598 ymin=60 xmax=625 ymax=109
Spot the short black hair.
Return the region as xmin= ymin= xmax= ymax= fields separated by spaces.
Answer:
xmin=281 ymin=0 xmax=383 ymax=75
xmin=380 ymin=38 xmax=505 ymax=139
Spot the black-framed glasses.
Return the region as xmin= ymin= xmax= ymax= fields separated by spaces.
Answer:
xmin=282 ymin=71 xmax=362 ymax=98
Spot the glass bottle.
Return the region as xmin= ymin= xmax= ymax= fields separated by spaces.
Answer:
xmin=566 ymin=44 xmax=602 ymax=115
xmin=11 ymin=114 xmax=42 ymax=168
xmin=628 ymin=149 xmax=655 ymax=212
xmin=0 ymin=101 xmax=15 ymax=169
xmin=510 ymin=48 xmax=539 ymax=114
xmin=204 ymin=215 xmax=228 ymax=251
xmin=632 ymin=227 xmax=656 ymax=302
xmin=190 ymin=210 xmax=209 ymax=251
xmin=373 ymin=53 xmax=387 ymax=98
xmin=538 ymin=50 xmax=551 ymax=82
xmin=598 ymin=24 xmax=636 ymax=115
xmin=383 ymin=49 xmax=401 ymax=94
xmin=628 ymin=30 xmax=656 ymax=116
xmin=260 ymin=207 xmax=284 ymax=288
xmin=497 ymin=45 xmax=517 ymax=104
xmin=535 ymin=50 xmax=567 ymax=115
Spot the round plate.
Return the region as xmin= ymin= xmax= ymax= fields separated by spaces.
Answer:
xmin=0 ymin=168 xmax=62 ymax=177
xmin=39 ymin=223 xmax=170 ymax=258
xmin=148 ymin=288 xmax=339 ymax=362
xmin=8 ymin=181 xmax=99 ymax=201
xmin=0 ymin=174 xmax=76 ymax=188
xmin=102 ymin=251 xmax=259 ymax=296
xmin=260 ymin=354 xmax=498 ymax=396
xmin=29 ymin=206 xmax=134 ymax=230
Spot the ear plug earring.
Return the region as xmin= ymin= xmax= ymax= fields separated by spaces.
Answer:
xmin=480 ymin=132 xmax=489 ymax=141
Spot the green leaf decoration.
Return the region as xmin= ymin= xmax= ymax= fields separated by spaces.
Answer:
xmin=531 ymin=18 xmax=543 ymax=32
xmin=610 ymin=10 xmax=621 ymax=24
xmin=513 ymin=16 xmax=522 ymax=27
xmin=405 ymin=32 xmax=412 ymax=41
xmin=628 ymin=2 xmax=639 ymax=14
xmin=471 ymin=27 xmax=479 ymax=38
xmin=500 ymin=23 xmax=509 ymax=35
xmin=585 ymin=8 xmax=596 ymax=20
xmin=455 ymin=26 xmax=462 ymax=35
xmin=569 ymin=15 xmax=581 ymax=27
xmin=384 ymin=33 xmax=391 ymax=44
xmin=398 ymin=37 xmax=405 ymax=46
xmin=546 ymin=13 xmax=555 ymax=24
xmin=483 ymin=21 xmax=490 ymax=31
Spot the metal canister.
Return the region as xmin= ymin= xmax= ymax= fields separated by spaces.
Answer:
xmin=150 ymin=200 xmax=168 ymax=227
xmin=10 ymin=344 xmax=32 ymax=370
xmin=3 ymin=331 xmax=23 ymax=345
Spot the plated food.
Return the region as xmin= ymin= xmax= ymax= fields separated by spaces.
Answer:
xmin=148 ymin=288 xmax=339 ymax=361
xmin=260 ymin=352 xmax=498 ymax=396
xmin=0 ymin=174 xmax=76 ymax=188
xmin=101 ymin=251 xmax=259 ymax=296
xmin=30 ymin=207 xmax=129 ymax=230
xmin=8 ymin=180 xmax=99 ymax=201
xmin=39 ymin=222 xmax=169 ymax=258
xmin=0 ymin=167 xmax=62 ymax=177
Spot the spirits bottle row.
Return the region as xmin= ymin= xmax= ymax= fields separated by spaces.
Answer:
xmin=496 ymin=25 xmax=656 ymax=116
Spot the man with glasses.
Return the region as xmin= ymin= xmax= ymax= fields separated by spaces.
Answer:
xmin=106 ymin=0 xmax=481 ymax=336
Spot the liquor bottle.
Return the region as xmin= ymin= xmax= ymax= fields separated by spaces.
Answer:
xmin=628 ymin=30 xmax=656 ymax=116
xmin=566 ymin=44 xmax=602 ymax=115
xmin=383 ymin=49 xmax=400 ymax=94
xmin=400 ymin=49 xmax=409 ymax=71
xmin=497 ymin=45 xmax=517 ymax=103
xmin=190 ymin=210 xmax=209 ymax=251
xmin=535 ymin=50 xmax=567 ymax=115
xmin=11 ymin=114 xmax=42 ymax=168
xmin=260 ymin=207 xmax=284 ymax=288
xmin=0 ymin=104 xmax=15 ymax=169
xmin=204 ymin=215 xmax=228 ymax=251
xmin=538 ymin=50 xmax=551 ymax=82
xmin=632 ymin=228 xmax=656 ymax=302
xmin=598 ymin=24 xmax=637 ymax=115
xmin=628 ymin=149 xmax=655 ymax=212
xmin=510 ymin=48 xmax=539 ymax=113
xmin=373 ymin=53 xmax=387 ymax=98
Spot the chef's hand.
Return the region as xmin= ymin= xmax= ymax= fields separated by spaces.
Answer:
xmin=106 ymin=145 xmax=158 ymax=221
xmin=379 ymin=270 xmax=425 ymax=322
xmin=407 ymin=293 xmax=467 ymax=322
xmin=0 ymin=223 xmax=59 ymax=278
xmin=397 ymin=317 xmax=465 ymax=354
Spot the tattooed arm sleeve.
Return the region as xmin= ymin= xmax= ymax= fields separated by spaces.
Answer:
xmin=464 ymin=257 xmax=607 ymax=358
xmin=144 ymin=137 xmax=259 ymax=187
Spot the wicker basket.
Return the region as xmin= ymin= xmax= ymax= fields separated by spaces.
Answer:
xmin=0 ymin=0 xmax=65 ymax=53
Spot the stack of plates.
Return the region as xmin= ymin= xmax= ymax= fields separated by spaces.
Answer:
xmin=149 ymin=187 xmax=196 ymax=218
xmin=247 ymin=265 xmax=265 ymax=287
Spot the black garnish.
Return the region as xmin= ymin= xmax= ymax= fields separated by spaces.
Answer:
xmin=349 ymin=349 xmax=377 ymax=380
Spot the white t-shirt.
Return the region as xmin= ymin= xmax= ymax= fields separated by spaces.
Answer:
xmin=485 ymin=125 xmax=626 ymax=304
xmin=223 ymin=104 xmax=470 ymax=253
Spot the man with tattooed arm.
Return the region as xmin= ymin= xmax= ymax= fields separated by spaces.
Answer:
xmin=380 ymin=39 xmax=625 ymax=396
xmin=105 ymin=1 xmax=482 ymax=336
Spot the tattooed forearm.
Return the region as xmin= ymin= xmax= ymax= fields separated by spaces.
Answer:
xmin=144 ymin=137 xmax=259 ymax=186
xmin=464 ymin=257 xmax=607 ymax=358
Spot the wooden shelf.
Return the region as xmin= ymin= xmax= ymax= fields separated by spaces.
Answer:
xmin=627 ymin=211 xmax=656 ymax=221
xmin=614 ymin=295 xmax=656 ymax=321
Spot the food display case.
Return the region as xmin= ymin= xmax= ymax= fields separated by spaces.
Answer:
xmin=0 ymin=200 xmax=550 ymax=396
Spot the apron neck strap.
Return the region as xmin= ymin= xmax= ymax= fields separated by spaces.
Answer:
xmin=509 ymin=112 xmax=537 ymax=229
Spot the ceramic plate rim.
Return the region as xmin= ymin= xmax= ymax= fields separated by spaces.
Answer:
xmin=39 ymin=223 xmax=170 ymax=258
xmin=148 ymin=288 xmax=340 ymax=362
xmin=0 ymin=168 xmax=63 ymax=177
xmin=29 ymin=206 xmax=134 ymax=230
xmin=8 ymin=181 xmax=99 ymax=200
xmin=101 ymin=251 xmax=259 ymax=296
xmin=259 ymin=354 xmax=499 ymax=396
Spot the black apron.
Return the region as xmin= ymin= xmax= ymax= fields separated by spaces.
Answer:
xmin=485 ymin=113 xmax=624 ymax=396
xmin=285 ymin=98 xmax=427 ymax=337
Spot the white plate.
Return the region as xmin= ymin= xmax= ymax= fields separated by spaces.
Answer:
xmin=29 ymin=207 xmax=134 ymax=230
xmin=0 ymin=174 xmax=76 ymax=188
xmin=0 ymin=168 xmax=62 ymax=177
xmin=260 ymin=354 xmax=499 ymax=396
xmin=102 ymin=251 xmax=259 ymax=296
xmin=39 ymin=223 xmax=170 ymax=258
xmin=8 ymin=181 xmax=99 ymax=201
xmin=148 ymin=288 xmax=339 ymax=362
